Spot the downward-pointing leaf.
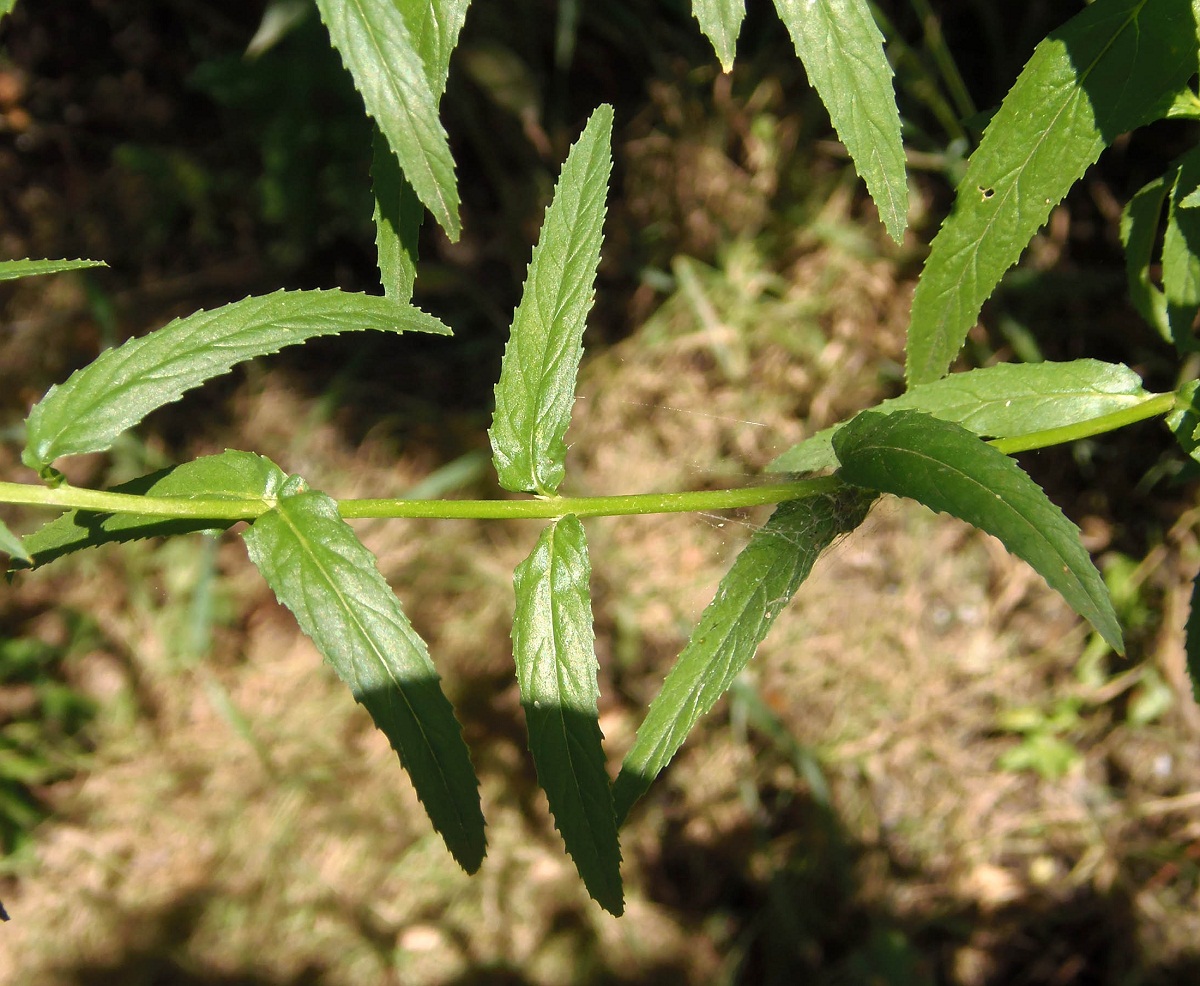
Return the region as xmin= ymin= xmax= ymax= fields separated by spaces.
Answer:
xmin=0 ymin=258 xmax=106 ymax=281
xmin=907 ymin=0 xmax=1198 ymax=385
xmin=0 ymin=1 xmax=18 ymax=21
xmin=22 ymin=290 xmax=450 ymax=476
xmin=398 ymin=0 xmax=470 ymax=95
xmin=770 ymin=360 xmax=1155 ymax=474
xmin=0 ymin=521 xmax=30 ymax=565
xmin=512 ymin=515 xmax=622 ymax=915
xmin=771 ymin=0 xmax=907 ymax=243
xmin=692 ymin=0 xmax=745 ymax=72
xmin=243 ymin=480 xmax=485 ymax=872
xmin=612 ymin=484 xmax=875 ymax=823
xmin=315 ymin=0 xmax=460 ymax=238
xmin=833 ymin=410 xmax=1122 ymax=651
xmin=489 ymin=105 xmax=613 ymax=495
xmin=1121 ymin=172 xmax=1172 ymax=341
xmin=13 ymin=451 xmax=284 ymax=570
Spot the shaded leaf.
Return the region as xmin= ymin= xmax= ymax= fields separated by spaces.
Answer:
xmin=243 ymin=480 xmax=485 ymax=871
xmin=771 ymin=360 xmax=1155 ymax=473
xmin=1121 ymin=172 xmax=1172 ymax=341
xmin=613 ymin=484 xmax=875 ymax=823
xmin=13 ymin=451 xmax=284 ymax=570
xmin=0 ymin=0 xmax=17 ymax=20
xmin=0 ymin=258 xmax=105 ymax=282
xmin=833 ymin=410 xmax=1122 ymax=651
xmin=1163 ymin=145 xmax=1200 ymax=351
xmin=1166 ymin=379 xmax=1200 ymax=462
xmin=692 ymin=0 xmax=745 ymax=72
xmin=1186 ymin=570 xmax=1200 ymax=703
xmin=489 ymin=105 xmax=613 ymax=495
xmin=772 ymin=0 xmax=907 ymax=242
xmin=0 ymin=520 xmax=30 ymax=564
xmin=314 ymin=0 xmax=460 ymax=238
xmin=23 ymin=290 xmax=450 ymax=476
xmin=907 ymin=0 xmax=1198 ymax=385
xmin=512 ymin=515 xmax=622 ymax=914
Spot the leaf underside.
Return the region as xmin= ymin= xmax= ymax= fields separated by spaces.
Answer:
xmin=0 ymin=258 xmax=106 ymax=281
xmin=0 ymin=520 xmax=30 ymax=564
xmin=613 ymin=484 xmax=875 ymax=823
xmin=832 ymin=410 xmax=1123 ymax=652
xmin=906 ymin=0 xmax=1198 ymax=386
xmin=22 ymin=290 xmax=450 ymax=475
xmin=243 ymin=481 xmax=486 ymax=872
xmin=512 ymin=515 xmax=623 ymax=914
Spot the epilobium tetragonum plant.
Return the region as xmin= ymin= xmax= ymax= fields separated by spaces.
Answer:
xmin=1 ymin=0 xmax=1199 ymax=914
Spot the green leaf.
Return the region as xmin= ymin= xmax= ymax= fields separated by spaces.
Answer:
xmin=1163 ymin=145 xmax=1200 ymax=351
xmin=1166 ymin=379 xmax=1200 ymax=462
xmin=832 ymin=410 xmax=1123 ymax=651
xmin=512 ymin=515 xmax=622 ymax=915
xmin=770 ymin=360 xmax=1155 ymax=473
xmin=243 ymin=480 xmax=485 ymax=872
xmin=1186 ymin=570 xmax=1200 ymax=703
xmin=0 ymin=0 xmax=17 ymax=20
xmin=1121 ymin=173 xmax=1171 ymax=341
xmin=314 ymin=0 xmax=460 ymax=239
xmin=0 ymin=258 xmax=106 ymax=282
xmin=692 ymin=0 xmax=745 ymax=72
xmin=0 ymin=521 xmax=30 ymax=565
xmin=397 ymin=0 xmax=470 ymax=98
xmin=22 ymin=290 xmax=450 ymax=476
xmin=612 ymin=484 xmax=874 ymax=823
xmin=771 ymin=0 xmax=907 ymax=243
xmin=906 ymin=0 xmax=1199 ymax=386
xmin=13 ymin=451 xmax=284 ymax=570
xmin=489 ymin=104 xmax=613 ymax=495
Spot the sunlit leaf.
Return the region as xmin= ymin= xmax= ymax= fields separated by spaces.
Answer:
xmin=692 ymin=0 xmax=745 ymax=72
xmin=0 ymin=0 xmax=17 ymax=20
xmin=512 ymin=515 xmax=622 ymax=914
xmin=612 ymin=484 xmax=874 ymax=823
xmin=0 ymin=520 xmax=30 ymax=564
xmin=314 ymin=0 xmax=460 ymax=238
xmin=243 ymin=479 xmax=486 ymax=871
xmin=0 ymin=258 xmax=105 ymax=281
xmin=833 ymin=410 xmax=1122 ymax=651
xmin=772 ymin=0 xmax=907 ymax=242
xmin=1121 ymin=172 xmax=1171 ymax=341
xmin=22 ymin=290 xmax=450 ymax=476
xmin=907 ymin=0 xmax=1198 ymax=385
xmin=771 ymin=360 xmax=1155 ymax=473
xmin=489 ymin=104 xmax=613 ymax=495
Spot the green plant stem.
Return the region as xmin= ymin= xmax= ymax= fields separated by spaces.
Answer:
xmin=989 ymin=392 xmax=1177 ymax=455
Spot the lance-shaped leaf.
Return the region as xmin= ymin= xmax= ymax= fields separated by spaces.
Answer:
xmin=0 ymin=0 xmax=17 ymax=20
xmin=512 ymin=515 xmax=622 ymax=914
xmin=1186 ymin=571 xmax=1200 ymax=703
xmin=1121 ymin=172 xmax=1172 ymax=342
xmin=1167 ymin=380 xmax=1200 ymax=462
xmin=489 ymin=104 xmax=613 ymax=495
xmin=0 ymin=258 xmax=106 ymax=281
xmin=772 ymin=0 xmax=907 ymax=243
xmin=1163 ymin=144 xmax=1200 ymax=351
xmin=315 ymin=0 xmax=460 ymax=238
xmin=693 ymin=0 xmax=745 ymax=72
xmin=12 ymin=451 xmax=285 ymax=571
xmin=243 ymin=479 xmax=485 ymax=871
xmin=833 ymin=410 xmax=1122 ymax=651
xmin=0 ymin=521 xmax=30 ymax=565
xmin=907 ymin=0 xmax=1198 ymax=385
xmin=770 ymin=360 xmax=1156 ymax=474
xmin=613 ymin=485 xmax=875 ymax=823
xmin=371 ymin=0 xmax=471 ymax=298
xmin=22 ymin=290 xmax=450 ymax=476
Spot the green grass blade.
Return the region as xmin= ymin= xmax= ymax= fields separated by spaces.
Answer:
xmin=1163 ymin=145 xmax=1200 ymax=351
xmin=1121 ymin=172 xmax=1172 ymax=342
xmin=314 ymin=0 xmax=460 ymax=239
xmin=243 ymin=480 xmax=486 ymax=872
xmin=771 ymin=0 xmax=907 ymax=243
xmin=906 ymin=0 xmax=1198 ymax=385
xmin=692 ymin=0 xmax=745 ymax=72
xmin=0 ymin=258 xmax=106 ymax=282
xmin=13 ymin=451 xmax=286 ymax=570
xmin=512 ymin=516 xmax=622 ymax=915
xmin=0 ymin=521 xmax=30 ymax=565
xmin=22 ymin=290 xmax=451 ymax=476
xmin=612 ymin=485 xmax=875 ymax=823
xmin=489 ymin=104 xmax=613 ymax=495
xmin=771 ymin=359 xmax=1156 ymax=473
xmin=833 ymin=410 xmax=1123 ymax=651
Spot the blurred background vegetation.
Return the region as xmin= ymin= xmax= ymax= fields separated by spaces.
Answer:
xmin=1 ymin=1 xmax=1199 ymax=983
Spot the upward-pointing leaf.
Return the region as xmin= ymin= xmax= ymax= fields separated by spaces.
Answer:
xmin=315 ymin=0 xmax=461 ymax=239
xmin=243 ymin=479 xmax=486 ymax=872
xmin=489 ymin=105 xmax=613 ymax=495
xmin=833 ymin=410 xmax=1122 ymax=652
xmin=771 ymin=0 xmax=907 ymax=243
xmin=692 ymin=0 xmax=745 ymax=72
xmin=613 ymin=484 xmax=875 ymax=823
xmin=907 ymin=0 xmax=1198 ymax=385
xmin=22 ymin=290 xmax=450 ymax=476
xmin=512 ymin=515 xmax=622 ymax=915
xmin=0 ymin=258 xmax=106 ymax=281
